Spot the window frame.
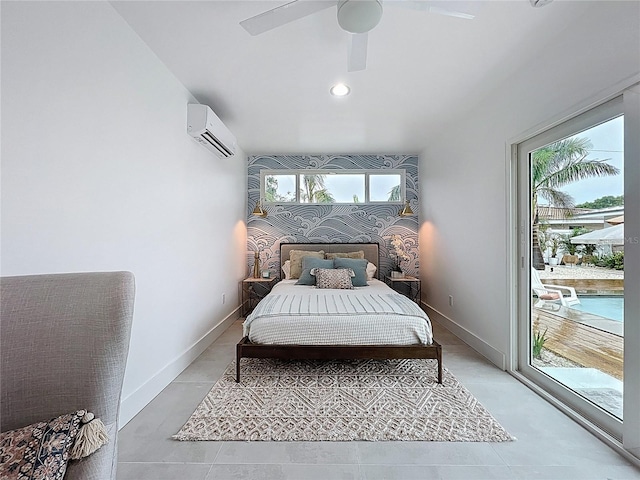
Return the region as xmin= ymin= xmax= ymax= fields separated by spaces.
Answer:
xmin=260 ymin=169 xmax=406 ymax=205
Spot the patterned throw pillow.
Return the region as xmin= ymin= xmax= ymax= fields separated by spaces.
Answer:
xmin=0 ymin=411 xmax=84 ymax=480
xmin=288 ymin=250 xmax=325 ymax=279
xmin=312 ymin=268 xmax=355 ymax=290
xmin=325 ymin=251 xmax=365 ymax=260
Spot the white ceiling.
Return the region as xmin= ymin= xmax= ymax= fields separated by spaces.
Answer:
xmin=111 ymin=0 xmax=594 ymax=155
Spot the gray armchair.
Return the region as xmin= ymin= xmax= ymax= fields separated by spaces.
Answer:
xmin=1 ymin=272 xmax=135 ymax=480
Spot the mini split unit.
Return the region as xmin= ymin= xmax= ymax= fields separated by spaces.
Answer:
xmin=187 ymin=104 xmax=237 ymax=158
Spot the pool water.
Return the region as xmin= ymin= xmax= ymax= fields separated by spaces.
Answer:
xmin=571 ymin=296 xmax=624 ymax=322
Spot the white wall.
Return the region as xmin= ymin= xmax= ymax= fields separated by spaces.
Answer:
xmin=1 ymin=1 xmax=247 ymax=425
xmin=418 ymin=1 xmax=639 ymax=365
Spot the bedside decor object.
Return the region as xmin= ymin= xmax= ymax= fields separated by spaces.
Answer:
xmin=389 ymin=234 xmax=410 ymax=276
xmin=261 ymin=270 xmax=270 ymax=278
xmin=253 ymin=251 xmax=260 ymax=278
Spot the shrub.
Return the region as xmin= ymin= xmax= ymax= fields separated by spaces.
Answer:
xmin=532 ymin=328 xmax=548 ymax=359
xmin=607 ymin=251 xmax=624 ymax=270
xmin=596 ymin=252 xmax=624 ymax=270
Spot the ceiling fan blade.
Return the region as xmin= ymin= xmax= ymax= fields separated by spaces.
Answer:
xmin=347 ymin=32 xmax=368 ymax=72
xmin=530 ymin=0 xmax=553 ymax=7
xmin=388 ymin=1 xmax=478 ymax=20
xmin=240 ymin=0 xmax=335 ymax=36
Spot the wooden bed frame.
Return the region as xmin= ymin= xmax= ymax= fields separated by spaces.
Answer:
xmin=236 ymin=242 xmax=443 ymax=384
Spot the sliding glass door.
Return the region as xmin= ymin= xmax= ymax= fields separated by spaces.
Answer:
xmin=516 ymin=87 xmax=639 ymax=451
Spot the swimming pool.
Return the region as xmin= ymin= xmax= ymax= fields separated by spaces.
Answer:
xmin=571 ymin=296 xmax=624 ymax=322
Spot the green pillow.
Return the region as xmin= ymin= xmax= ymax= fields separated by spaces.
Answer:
xmin=333 ymin=258 xmax=368 ymax=287
xmin=296 ymin=258 xmax=334 ymax=285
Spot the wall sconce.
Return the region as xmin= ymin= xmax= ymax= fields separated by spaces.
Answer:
xmin=399 ymin=200 xmax=414 ymax=217
xmin=252 ymin=200 xmax=267 ymax=217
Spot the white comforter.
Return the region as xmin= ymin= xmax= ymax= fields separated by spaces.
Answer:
xmin=243 ymin=279 xmax=433 ymax=345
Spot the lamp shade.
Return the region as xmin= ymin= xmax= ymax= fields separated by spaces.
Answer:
xmin=399 ymin=200 xmax=414 ymax=216
xmin=252 ymin=200 xmax=267 ymax=217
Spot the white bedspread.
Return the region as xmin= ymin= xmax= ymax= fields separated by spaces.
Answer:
xmin=243 ymin=279 xmax=433 ymax=345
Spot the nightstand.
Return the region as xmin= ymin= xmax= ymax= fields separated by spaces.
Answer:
xmin=241 ymin=276 xmax=278 ymax=316
xmin=385 ymin=275 xmax=421 ymax=305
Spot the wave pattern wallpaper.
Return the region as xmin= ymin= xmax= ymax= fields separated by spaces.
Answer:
xmin=246 ymin=154 xmax=419 ymax=278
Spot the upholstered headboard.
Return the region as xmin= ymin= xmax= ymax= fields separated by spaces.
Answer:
xmin=280 ymin=243 xmax=380 ymax=279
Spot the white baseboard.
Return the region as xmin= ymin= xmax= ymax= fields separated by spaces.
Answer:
xmin=118 ymin=307 xmax=240 ymax=427
xmin=423 ymin=301 xmax=506 ymax=370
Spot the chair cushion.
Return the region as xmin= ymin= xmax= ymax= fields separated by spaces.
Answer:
xmin=539 ymin=292 xmax=561 ymax=300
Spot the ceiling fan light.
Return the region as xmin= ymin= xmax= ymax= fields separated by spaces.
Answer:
xmin=337 ymin=0 xmax=383 ymax=34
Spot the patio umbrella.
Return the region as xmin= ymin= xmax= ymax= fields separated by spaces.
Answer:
xmin=570 ymin=223 xmax=625 ymax=246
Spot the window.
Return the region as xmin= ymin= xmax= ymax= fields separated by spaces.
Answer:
xmin=370 ymin=173 xmax=402 ymax=202
xmin=264 ymin=174 xmax=296 ymax=202
xmin=261 ymin=170 xmax=405 ymax=204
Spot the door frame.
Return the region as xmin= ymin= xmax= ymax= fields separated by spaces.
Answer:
xmin=506 ymin=78 xmax=640 ymax=462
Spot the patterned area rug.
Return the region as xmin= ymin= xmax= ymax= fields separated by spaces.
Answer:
xmin=174 ymin=358 xmax=514 ymax=442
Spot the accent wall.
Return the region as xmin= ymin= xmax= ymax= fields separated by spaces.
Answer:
xmin=247 ymin=155 xmax=419 ymax=278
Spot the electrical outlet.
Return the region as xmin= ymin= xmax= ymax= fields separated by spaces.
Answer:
xmin=222 ymin=293 xmax=226 ymax=304
xmin=448 ymin=295 xmax=454 ymax=307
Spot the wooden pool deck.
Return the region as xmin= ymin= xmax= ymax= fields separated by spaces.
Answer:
xmin=532 ymin=306 xmax=623 ymax=381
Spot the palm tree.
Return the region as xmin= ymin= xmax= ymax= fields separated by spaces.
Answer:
xmin=387 ymin=184 xmax=401 ymax=202
xmin=531 ymin=137 xmax=619 ymax=269
xmin=300 ymin=174 xmax=335 ymax=203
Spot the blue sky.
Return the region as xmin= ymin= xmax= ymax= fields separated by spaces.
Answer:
xmin=561 ymin=115 xmax=624 ymax=206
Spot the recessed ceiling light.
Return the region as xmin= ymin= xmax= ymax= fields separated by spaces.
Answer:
xmin=330 ymin=83 xmax=350 ymax=97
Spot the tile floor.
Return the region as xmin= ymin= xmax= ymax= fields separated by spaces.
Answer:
xmin=117 ymin=320 xmax=640 ymax=480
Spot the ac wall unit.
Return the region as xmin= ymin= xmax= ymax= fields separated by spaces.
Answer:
xmin=187 ymin=104 xmax=237 ymax=158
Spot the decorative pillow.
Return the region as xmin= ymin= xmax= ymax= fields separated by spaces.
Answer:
xmin=296 ymin=258 xmax=334 ymax=285
xmin=325 ymin=251 xmax=365 ymax=260
xmin=281 ymin=260 xmax=291 ymax=279
xmin=312 ymin=268 xmax=354 ymax=290
xmin=0 ymin=411 xmax=84 ymax=480
xmin=366 ymin=262 xmax=377 ymax=280
xmin=333 ymin=257 xmax=369 ymax=287
xmin=288 ymin=250 xmax=324 ymax=279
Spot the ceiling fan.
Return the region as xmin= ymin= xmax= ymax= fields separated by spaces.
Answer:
xmin=239 ymin=0 xmax=479 ymax=72
xmin=240 ymin=0 xmax=554 ymax=72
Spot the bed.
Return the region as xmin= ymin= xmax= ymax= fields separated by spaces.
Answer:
xmin=236 ymin=243 xmax=442 ymax=383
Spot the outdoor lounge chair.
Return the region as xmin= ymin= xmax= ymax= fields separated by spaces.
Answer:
xmin=531 ymin=268 xmax=581 ymax=308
